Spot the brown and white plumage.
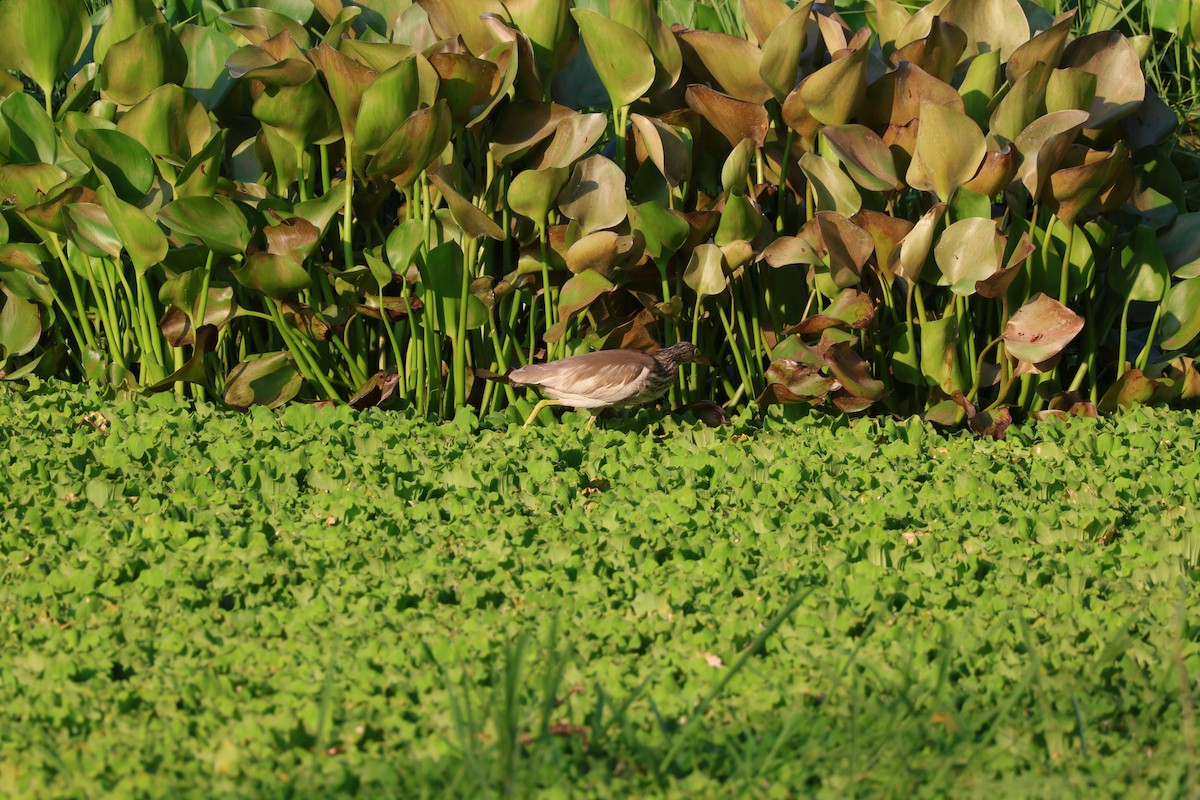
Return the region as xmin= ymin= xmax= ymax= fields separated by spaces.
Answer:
xmin=480 ymin=342 xmax=707 ymax=426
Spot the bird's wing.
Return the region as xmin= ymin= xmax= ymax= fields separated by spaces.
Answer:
xmin=509 ymin=351 xmax=657 ymax=402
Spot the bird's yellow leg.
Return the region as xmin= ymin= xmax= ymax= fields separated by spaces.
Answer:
xmin=523 ymin=398 xmax=559 ymax=427
xmin=583 ymin=413 xmax=596 ymax=432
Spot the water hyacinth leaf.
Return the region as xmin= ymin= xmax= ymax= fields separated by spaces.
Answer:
xmin=853 ymin=210 xmax=913 ymax=276
xmin=892 ymin=16 xmax=967 ymax=83
xmin=1007 ymin=9 xmax=1075 ymax=84
xmin=95 ymin=0 xmax=166 ymax=64
xmin=535 ymin=112 xmax=608 ymax=170
xmin=628 ymin=201 xmax=688 ymax=261
xmin=814 ymin=212 xmax=874 ymax=288
xmin=920 ymin=315 xmax=963 ymax=392
xmin=741 ymin=0 xmax=791 ymax=45
xmin=800 ymin=154 xmax=862 ymax=216
xmin=386 ymin=218 xmax=425 ymax=277
xmin=684 ymin=243 xmax=728 ymax=298
xmin=1003 ymin=293 xmax=1084 ymax=364
xmin=760 ymin=360 xmax=834 ymax=405
xmin=557 ymin=155 xmax=628 ymax=234
xmin=221 ymin=8 xmax=311 ymax=49
xmin=976 ymin=230 xmax=1033 ymax=298
xmin=0 ymin=0 xmax=90 ymax=101
xmin=1046 ymin=68 xmax=1098 ymax=116
xmin=367 ymin=101 xmax=453 ymax=190
xmin=963 ymin=145 xmax=1019 ymax=198
xmin=0 ymin=244 xmax=53 ymax=306
xmin=759 ymin=1 xmax=813 ymax=102
xmin=570 ymin=9 xmax=654 ymax=110
xmin=907 ymin=101 xmax=985 ymax=202
xmin=233 ymin=253 xmax=312 ymax=298
xmin=428 ymin=170 xmax=504 ymax=241
xmin=721 ymin=138 xmax=755 ymax=196
xmin=93 ymin=188 xmax=166 ymax=275
xmin=988 ymin=63 xmax=1049 ymax=143
xmin=1013 ymin=109 xmax=1089 ymax=200
xmin=74 ymin=128 xmax=155 ymax=204
xmin=894 ymin=203 xmax=947 ymax=284
xmin=609 ymin=0 xmax=681 ymax=94
xmin=224 ymin=352 xmax=303 ymax=409
xmin=159 ymin=289 xmax=236 ymax=346
xmin=890 ymin=325 xmax=921 ymax=385
xmin=1159 ymin=277 xmax=1200 ymax=351
xmin=792 ymin=34 xmax=869 ymax=127
xmin=761 ymin=235 xmax=821 ymax=268
xmin=508 ymin=165 xmax=570 ymax=225
xmin=1097 ymin=369 xmax=1163 ymax=413
xmin=308 ymin=44 xmax=376 ymax=146
xmin=934 ymin=217 xmax=1003 ymax=296
xmin=565 ymin=230 xmax=637 ymax=276
xmin=685 ymin=85 xmax=769 ymax=148
xmin=1160 ymin=212 xmax=1200 ymax=278
xmin=679 ymin=30 xmax=769 ymax=105
xmin=786 ymin=290 xmax=874 ymax=335
xmin=546 ymin=268 xmax=615 ymax=341
xmin=936 ymin=0 xmax=1029 ymax=63
xmin=489 ymin=101 xmax=573 ymax=164
xmin=863 ymin=61 xmax=964 ymax=130
xmin=1111 ymin=226 xmax=1169 ymax=302
xmin=958 ymin=49 xmax=1001 ymax=127
xmin=99 ymin=23 xmax=188 ymax=107
xmin=714 ymin=194 xmax=763 ymax=246
xmin=504 ymin=0 xmax=575 ymax=83
xmin=1060 ymin=31 xmax=1146 ymax=129
xmin=821 ymin=125 xmax=899 ymax=192
xmin=824 ymin=342 xmax=885 ymax=401
xmin=418 ymin=0 xmax=503 ymax=57
xmin=0 ymin=92 xmax=58 ymax=165
xmin=179 ymin=23 xmax=240 ymax=110
xmin=63 ymin=204 xmax=122 ymax=260
xmin=630 ymin=114 xmax=689 ymax=188
xmin=263 ymin=217 xmax=321 ymax=265
xmin=428 ymin=52 xmax=498 ymax=127
xmin=117 ymin=84 xmax=219 ymax=170
xmin=423 ymin=241 xmax=488 ymax=333
xmin=354 ymin=57 xmax=419 ymax=155
xmin=250 ymin=71 xmax=340 ymax=153
xmin=0 ymin=289 xmax=40 ymax=356
xmin=159 ymin=196 xmax=253 ymax=256
xmin=1047 ymin=143 xmax=1129 ymax=227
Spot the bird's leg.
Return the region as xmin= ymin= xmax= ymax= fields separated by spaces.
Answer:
xmin=583 ymin=412 xmax=597 ymax=432
xmin=522 ymin=398 xmax=559 ymax=427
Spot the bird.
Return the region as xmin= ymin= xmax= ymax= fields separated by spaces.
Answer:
xmin=478 ymin=341 xmax=713 ymax=428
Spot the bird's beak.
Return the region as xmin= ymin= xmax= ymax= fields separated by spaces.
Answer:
xmin=695 ymin=354 xmax=716 ymax=366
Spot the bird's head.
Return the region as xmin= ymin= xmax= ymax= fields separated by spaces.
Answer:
xmin=654 ymin=341 xmax=714 ymax=367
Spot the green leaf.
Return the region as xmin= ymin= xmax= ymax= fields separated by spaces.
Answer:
xmin=759 ymin=1 xmax=813 ymax=103
xmin=506 ymin=166 xmax=571 ymax=226
xmin=907 ymin=101 xmax=985 ymax=203
xmin=1111 ymin=226 xmax=1169 ymax=302
xmin=0 ymin=0 xmax=90 ymax=100
xmin=627 ymin=201 xmax=689 ymax=262
xmin=800 ymin=154 xmax=862 ymax=217
xmin=821 ymin=124 xmax=900 ymax=193
xmin=99 ymin=23 xmax=188 ymax=107
xmin=1159 ymin=277 xmax=1200 ymax=351
xmin=98 ymin=186 xmax=168 ymax=274
xmin=63 ymin=203 xmax=122 ymax=260
xmin=1003 ymin=293 xmax=1084 ymax=364
xmin=355 ymin=57 xmax=420 ymax=155
xmin=557 ymin=155 xmax=628 ymax=234
xmin=570 ymin=9 xmax=655 ymax=110
xmin=159 ymin=196 xmax=253 ymax=256
xmin=0 ymin=288 xmax=40 ymax=356
xmin=933 ymin=217 xmax=1004 ymax=296
xmin=0 ymin=92 xmax=58 ymax=165
xmin=232 ymin=253 xmax=312 ymax=298
xmin=684 ymin=243 xmax=728 ymax=298
xmin=366 ymin=101 xmax=453 ymax=191
xmin=920 ymin=315 xmax=963 ymax=393
xmin=75 ymin=128 xmax=155 ymax=204
xmin=224 ymin=351 xmax=303 ymax=409
xmin=178 ymin=23 xmax=239 ymax=110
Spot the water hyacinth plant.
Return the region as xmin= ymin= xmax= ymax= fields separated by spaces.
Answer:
xmin=0 ymin=0 xmax=1198 ymax=427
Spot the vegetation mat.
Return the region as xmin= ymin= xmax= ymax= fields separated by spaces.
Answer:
xmin=1 ymin=384 xmax=1198 ymax=798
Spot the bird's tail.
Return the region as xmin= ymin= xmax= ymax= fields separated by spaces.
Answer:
xmin=474 ymin=367 xmax=511 ymax=384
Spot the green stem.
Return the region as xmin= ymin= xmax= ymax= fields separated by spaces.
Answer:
xmin=1117 ymin=296 xmax=1132 ymax=378
xmin=1135 ymin=300 xmax=1164 ymax=372
xmin=717 ymin=302 xmax=753 ymax=399
xmin=1057 ymin=217 xmax=1074 ymax=305
xmin=342 ymin=138 xmax=355 ymax=271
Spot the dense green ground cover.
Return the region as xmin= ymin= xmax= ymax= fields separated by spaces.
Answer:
xmin=1 ymin=384 xmax=1198 ymax=798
